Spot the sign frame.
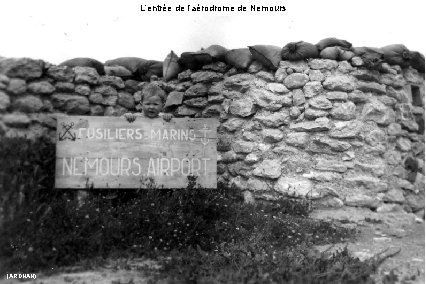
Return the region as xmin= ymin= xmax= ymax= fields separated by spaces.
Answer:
xmin=55 ymin=116 xmax=218 ymax=189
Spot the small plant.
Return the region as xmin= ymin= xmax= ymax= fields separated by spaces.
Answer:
xmin=0 ymin=137 xmax=375 ymax=283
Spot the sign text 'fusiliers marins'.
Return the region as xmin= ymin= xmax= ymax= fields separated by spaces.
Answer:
xmin=55 ymin=116 xmax=218 ymax=189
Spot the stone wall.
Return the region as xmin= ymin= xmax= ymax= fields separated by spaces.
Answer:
xmin=0 ymin=56 xmax=424 ymax=215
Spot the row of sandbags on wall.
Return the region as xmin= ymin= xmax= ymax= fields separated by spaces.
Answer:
xmin=58 ymin=37 xmax=425 ymax=83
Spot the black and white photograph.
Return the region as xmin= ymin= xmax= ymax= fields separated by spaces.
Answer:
xmin=0 ymin=0 xmax=425 ymax=283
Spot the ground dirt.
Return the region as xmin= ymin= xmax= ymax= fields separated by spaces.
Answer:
xmin=1 ymin=206 xmax=424 ymax=284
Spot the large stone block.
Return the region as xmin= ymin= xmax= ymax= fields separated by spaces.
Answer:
xmin=323 ymin=75 xmax=356 ymax=92
xmin=0 ymin=91 xmax=10 ymax=111
xmin=303 ymin=81 xmax=324 ymax=98
xmin=312 ymin=137 xmax=351 ymax=152
xmin=292 ymin=89 xmax=305 ymax=106
xmin=403 ymin=67 xmax=424 ymax=85
xmin=380 ymin=70 xmax=406 ymax=87
xmin=329 ymin=120 xmax=363 ymax=138
xmin=90 ymin=105 xmax=104 ymax=116
xmin=47 ymin=66 xmax=75 ymax=82
xmin=74 ymin=67 xmax=99 ymax=85
xmin=55 ymin=82 xmax=75 ymax=92
xmin=93 ymin=85 xmax=118 ymax=97
xmin=28 ymin=81 xmax=55 ymax=94
xmin=224 ymin=74 xmax=256 ymax=92
xmin=12 ymin=95 xmax=44 ymax=113
xmin=330 ymin=101 xmax=356 ymax=120
xmin=290 ymin=118 xmax=331 ymax=132
xmin=2 ymin=113 xmax=31 ymax=128
xmin=386 ymin=86 xmax=410 ymax=103
xmin=229 ymin=99 xmax=256 ymax=117
xmin=228 ymin=162 xmax=252 ymax=177
xmin=0 ymin=58 xmax=43 ymax=80
xmin=184 ymin=97 xmax=208 ymax=108
xmin=191 ymin=71 xmax=222 ymax=83
xmin=100 ymin=75 xmax=125 ymax=89
xmin=348 ymin=90 xmax=370 ymax=103
xmin=165 ymin=91 xmax=184 ymax=108
xmin=232 ymin=140 xmax=255 ymax=154
xmin=283 ymin=73 xmax=309 ymax=89
xmin=185 ymin=83 xmax=208 ymax=98
xmin=248 ymin=88 xmax=288 ymax=111
xmin=174 ymin=105 xmax=199 ymax=117
xmin=356 ymin=81 xmax=386 ymax=94
xmin=308 ymin=70 xmax=325 ymax=82
xmin=345 ymin=194 xmax=381 ymax=209
xmin=361 ymin=99 xmax=395 ymax=126
xmin=247 ymin=177 xmax=269 ymax=191
xmin=315 ymin=158 xmax=348 ymax=173
xmin=326 ymin=91 xmax=348 ymax=101
xmin=202 ymin=104 xmax=223 ymax=118
xmin=351 ymin=69 xmax=380 ymax=82
xmin=7 ymin=78 xmax=27 ymax=95
xmin=75 ymin=85 xmax=91 ymax=96
xmin=309 ymin=96 xmax=332 ymax=110
xmin=274 ymin=177 xmax=313 ymax=197
xmin=303 ymin=171 xmax=342 ymax=182
xmin=254 ymin=111 xmax=290 ymax=127
xmin=253 ymin=159 xmax=282 ymax=179
xmin=304 ymin=108 xmax=329 ymax=120
xmin=88 ymin=92 xmax=104 ymax=104
xmin=223 ymin=118 xmax=245 ymax=132
xmin=274 ymin=68 xmax=287 ymax=82
xmin=279 ymin=60 xmax=309 ymax=73
xmin=396 ymin=137 xmax=412 ymax=152
xmin=50 ymin=94 xmax=90 ymax=114
xmin=308 ymin=59 xmax=338 ymax=70
xmin=285 ymin=132 xmax=310 ymax=147
xmin=104 ymin=105 xmax=128 ymax=117
xmin=344 ymin=175 xmax=387 ymax=192
xmin=266 ymin=83 xmax=289 ymax=94
xmin=262 ymin=128 xmax=284 ymax=143
xmin=117 ymin=92 xmax=135 ymax=109
xmin=102 ymin=95 xmax=118 ymax=106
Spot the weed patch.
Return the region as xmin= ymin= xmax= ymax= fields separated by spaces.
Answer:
xmin=0 ymin=137 xmax=377 ymax=283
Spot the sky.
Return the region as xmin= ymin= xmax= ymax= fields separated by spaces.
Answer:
xmin=1 ymin=0 xmax=425 ymax=65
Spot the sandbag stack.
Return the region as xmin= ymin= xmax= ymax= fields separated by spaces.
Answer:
xmin=281 ymin=41 xmax=319 ymax=61
xmin=57 ymin=39 xmax=424 ymax=86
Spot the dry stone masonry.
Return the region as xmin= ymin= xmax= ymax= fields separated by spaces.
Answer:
xmin=0 ymin=40 xmax=424 ymax=216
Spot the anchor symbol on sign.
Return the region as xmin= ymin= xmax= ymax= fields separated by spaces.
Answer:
xmin=59 ymin=122 xmax=76 ymax=141
xmin=200 ymin=124 xmax=210 ymax=146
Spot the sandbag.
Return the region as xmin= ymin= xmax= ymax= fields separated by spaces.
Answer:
xmin=381 ymin=44 xmax=411 ymax=67
xmin=361 ymin=47 xmax=384 ymax=69
xmin=316 ymin=37 xmax=352 ymax=51
xmin=409 ymin=51 xmax=425 ymax=73
xmin=225 ymin=48 xmax=253 ymax=70
xmin=104 ymin=57 xmax=147 ymax=73
xmin=178 ymin=52 xmax=200 ymax=70
xmin=59 ymin=57 xmax=105 ymax=75
xmin=178 ymin=51 xmax=212 ymax=70
xmin=204 ymin=45 xmax=228 ymax=62
xmin=353 ymin=46 xmax=370 ymax=56
xmin=248 ymin=45 xmax=282 ymax=70
xmin=163 ymin=51 xmax=181 ymax=82
xmin=137 ymin=60 xmax=163 ymax=81
xmin=352 ymin=47 xmax=384 ymax=69
xmin=281 ymin=41 xmax=319 ymax=61
xmin=320 ymin=46 xmax=340 ymax=60
xmin=338 ymin=48 xmax=355 ymax=61
xmin=104 ymin=65 xmax=133 ymax=78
